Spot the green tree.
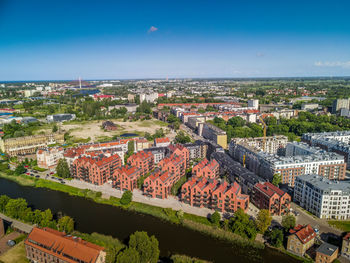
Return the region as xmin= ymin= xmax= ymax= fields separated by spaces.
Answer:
xmin=120 ymin=190 xmax=133 ymax=205
xmin=57 ymin=216 xmax=74 ymax=234
xmin=272 ymin=174 xmax=282 ymax=186
xmin=210 ymin=211 xmax=221 ymax=226
xmin=175 ymin=131 xmax=191 ymax=144
xmin=56 ymin=158 xmax=71 ymax=178
xmin=256 ymin=209 xmax=272 ymax=233
xmin=40 ymin=209 xmax=53 ymax=227
xmin=52 ymin=124 xmax=58 ymax=133
xmin=15 ymin=163 xmax=26 ymax=175
xmin=229 ymin=209 xmax=257 ymax=240
xmin=32 ymin=209 xmax=43 ymax=225
xmin=5 ymin=198 xmax=28 ymax=219
xmin=129 ymin=231 xmax=160 ymax=263
xmin=228 ymin=116 xmax=245 ymax=127
xmin=270 ymin=229 xmax=284 ymax=247
xmin=281 ymin=214 xmax=296 ymax=232
xmin=116 ymin=248 xmax=140 ymax=263
xmin=0 ymin=195 xmax=10 ymax=212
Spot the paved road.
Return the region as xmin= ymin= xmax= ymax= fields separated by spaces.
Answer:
xmin=290 ymin=203 xmax=342 ymax=241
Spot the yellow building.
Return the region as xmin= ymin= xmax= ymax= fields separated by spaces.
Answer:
xmin=0 ymin=133 xmax=64 ymax=157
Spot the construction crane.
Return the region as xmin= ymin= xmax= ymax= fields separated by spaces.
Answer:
xmin=258 ymin=116 xmax=267 ymax=152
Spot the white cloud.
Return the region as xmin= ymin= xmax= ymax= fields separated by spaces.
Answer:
xmin=314 ymin=61 xmax=350 ymax=68
xmin=256 ymin=52 xmax=265 ymax=57
xmin=148 ymin=26 xmax=158 ymax=33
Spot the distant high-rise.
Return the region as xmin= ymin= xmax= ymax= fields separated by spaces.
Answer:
xmin=248 ymin=99 xmax=259 ymax=110
xmin=332 ymin=98 xmax=350 ymax=114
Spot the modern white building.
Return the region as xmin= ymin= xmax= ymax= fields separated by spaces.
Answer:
xmin=247 ymin=99 xmax=259 ymax=110
xmin=294 ymin=174 xmax=350 ymax=219
xmin=36 ymin=147 xmax=65 ymax=170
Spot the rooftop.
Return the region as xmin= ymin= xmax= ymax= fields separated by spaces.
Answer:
xmin=296 ymin=174 xmax=350 ymax=193
xmin=316 ymin=242 xmax=338 ymax=256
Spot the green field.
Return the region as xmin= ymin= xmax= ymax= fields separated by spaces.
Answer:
xmin=0 ymin=242 xmax=28 ymax=263
xmin=328 ymin=220 xmax=350 ymax=231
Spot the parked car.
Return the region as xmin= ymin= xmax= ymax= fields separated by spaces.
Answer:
xmin=35 ymin=175 xmax=40 ymax=178
xmin=60 ymin=181 xmax=65 ymax=184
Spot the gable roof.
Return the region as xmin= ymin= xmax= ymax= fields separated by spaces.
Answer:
xmin=289 ymin=224 xmax=316 ymax=244
xmin=25 ymin=227 xmax=104 ymax=263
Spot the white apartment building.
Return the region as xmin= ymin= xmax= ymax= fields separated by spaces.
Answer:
xmin=247 ymin=99 xmax=259 ymax=110
xmin=294 ymin=174 xmax=350 ymax=219
xmin=37 ymin=147 xmax=65 ymax=170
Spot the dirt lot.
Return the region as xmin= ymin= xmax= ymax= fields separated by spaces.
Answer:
xmin=59 ymin=119 xmax=176 ymax=142
xmin=0 ymin=232 xmax=21 ymax=255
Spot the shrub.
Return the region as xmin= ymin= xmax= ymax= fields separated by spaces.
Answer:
xmin=120 ymin=191 xmax=132 ymax=206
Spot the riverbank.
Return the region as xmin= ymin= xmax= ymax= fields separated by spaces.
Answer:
xmin=0 ymin=172 xmax=264 ymax=250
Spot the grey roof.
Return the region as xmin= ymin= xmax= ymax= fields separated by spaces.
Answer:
xmin=296 ymin=174 xmax=350 ymax=193
xmin=316 ymin=242 xmax=338 ymax=256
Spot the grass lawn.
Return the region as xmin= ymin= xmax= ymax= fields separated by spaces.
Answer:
xmin=328 ymin=220 xmax=350 ymax=231
xmin=32 ymin=166 xmax=47 ymax=172
xmin=0 ymin=241 xmax=28 ymax=263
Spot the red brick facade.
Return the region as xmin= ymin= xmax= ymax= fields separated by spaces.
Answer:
xmin=71 ymin=154 xmax=122 ymax=185
xmin=168 ymin=144 xmax=190 ymax=169
xmin=143 ymin=170 xmax=174 ymax=199
xmin=252 ymin=182 xmax=291 ymax=216
xmin=112 ymin=165 xmax=142 ymax=191
xmin=181 ymin=177 xmax=249 ymax=213
xmin=127 ymin=150 xmax=154 ymax=176
xmin=192 ymin=158 xmax=219 ymax=179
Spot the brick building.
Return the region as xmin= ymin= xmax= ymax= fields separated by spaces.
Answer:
xmin=168 ymin=144 xmax=190 ymax=169
xmin=127 ymin=150 xmax=154 ymax=176
xmin=287 ymin=224 xmax=316 ymax=256
xmin=25 ymin=227 xmax=106 ymax=263
xmin=112 ymin=165 xmax=141 ymax=191
xmin=158 ymin=153 xmax=186 ymax=179
xmin=181 ymin=177 xmax=249 ymax=213
xmin=143 ymin=170 xmax=174 ymax=199
xmin=252 ymin=182 xmax=291 ymax=216
xmin=192 ymin=158 xmax=219 ymax=179
xmin=315 ymin=242 xmax=338 ymax=263
xmin=71 ymin=154 xmax=122 ymax=185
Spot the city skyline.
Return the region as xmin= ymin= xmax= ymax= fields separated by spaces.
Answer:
xmin=1 ymin=0 xmax=350 ymax=80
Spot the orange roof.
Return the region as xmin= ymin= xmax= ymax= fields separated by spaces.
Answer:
xmin=255 ymin=182 xmax=287 ymax=198
xmin=155 ymin=137 xmax=170 ymax=143
xmin=344 ymin=232 xmax=350 ymax=240
xmin=115 ymin=165 xmax=140 ymax=178
xmin=289 ymin=224 xmax=316 ymax=244
xmin=25 ymin=227 xmax=104 ymax=263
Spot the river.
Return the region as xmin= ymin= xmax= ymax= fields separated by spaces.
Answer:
xmin=0 ymin=178 xmax=299 ymax=263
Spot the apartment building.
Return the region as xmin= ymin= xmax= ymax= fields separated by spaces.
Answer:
xmin=252 ymin=182 xmax=291 ymax=216
xmin=332 ymin=98 xmax=350 ymax=114
xmin=258 ymin=147 xmax=346 ymax=186
xmin=0 ymin=133 xmax=64 ymax=157
xmin=181 ymin=177 xmax=249 ymax=213
xmin=229 ymin=135 xmax=288 ymax=155
xmin=46 ymin=113 xmax=76 ymax=122
xmin=36 ymin=147 xmax=64 ymax=169
xmin=143 ymin=170 xmax=174 ymax=199
xmin=302 ymin=131 xmax=350 ymax=168
xmin=127 ymin=150 xmax=154 ymax=176
xmin=192 ymin=158 xmax=219 ymax=179
xmin=294 ymin=174 xmax=350 ymax=219
xmin=154 ymin=137 xmax=170 ymax=147
xmin=342 ymin=232 xmax=350 ymax=260
xmin=168 ymin=144 xmax=190 ymax=169
xmin=200 ymin=123 xmax=227 ymax=149
xmin=25 ymin=227 xmax=106 ymax=263
xmin=158 ymin=153 xmax=186 ymax=179
xmin=112 ymin=165 xmax=141 ymax=191
xmin=143 ymin=147 xmax=167 ymax=164
xmin=287 ymin=224 xmax=316 ymax=256
xmin=71 ymin=154 xmax=122 ymax=185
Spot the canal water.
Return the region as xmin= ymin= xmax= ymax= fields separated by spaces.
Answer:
xmin=0 ymin=178 xmax=299 ymax=263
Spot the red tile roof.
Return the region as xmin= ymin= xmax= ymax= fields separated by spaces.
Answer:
xmin=344 ymin=232 xmax=350 ymax=240
xmin=25 ymin=227 xmax=104 ymax=263
xmin=155 ymin=137 xmax=170 ymax=144
xmin=255 ymin=182 xmax=286 ymax=198
xmin=289 ymin=224 xmax=316 ymax=244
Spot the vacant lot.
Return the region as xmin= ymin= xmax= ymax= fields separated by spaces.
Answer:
xmin=58 ymin=119 xmax=175 ymax=142
xmin=0 ymin=241 xmax=28 ymax=263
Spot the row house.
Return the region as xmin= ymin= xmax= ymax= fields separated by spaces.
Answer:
xmin=36 ymin=146 xmax=64 ymax=169
xmin=127 ymin=150 xmax=154 ymax=176
xmin=252 ymin=182 xmax=291 ymax=216
xmin=112 ymin=165 xmax=141 ymax=191
xmin=181 ymin=177 xmax=249 ymax=213
xmin=192 ymin=158 xmax=219 ymax=179
xmin=143 ymin=170 xmax=174 ymax=199
xmin=168 ymin=144 xmax=190 ymax=169
xmin=71 ymin=154 xmax=122 ymax=185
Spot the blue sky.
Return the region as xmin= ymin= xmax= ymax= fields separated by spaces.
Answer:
xmin=0 ymin=0 xmax=350 ymax=80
